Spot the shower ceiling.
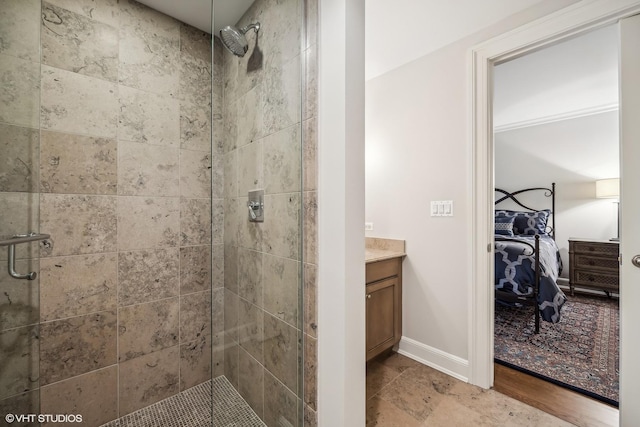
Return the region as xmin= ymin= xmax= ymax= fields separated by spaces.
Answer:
xmin=137 ymin=0 xmax=254 ymax=33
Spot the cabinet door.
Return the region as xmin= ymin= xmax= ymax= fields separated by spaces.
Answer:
xmin=366 ymin=277 xmax=398 ymax=360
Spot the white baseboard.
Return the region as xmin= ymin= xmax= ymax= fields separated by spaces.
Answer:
xmin=397 ymin=336 xmax=469 ymax=382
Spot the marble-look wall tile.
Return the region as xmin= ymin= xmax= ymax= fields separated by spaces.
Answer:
xmin=40 ymin=253 xmax=117 ymax=322
xmin=264 ymin=370 xmax=299 ymax=427
xmin=118 ymin=248 xmax=179 ymax=307
xmin=40 ymin=310 xmax=117 ymax=385
xmin=41 ymin=2 xmax=118 ymax=82
xmin=118 ymin=346 xmax=179 ymax=416
xmin=303 ymin=118 xmax=317 ymax=191
xmin=224 ymin=197 xmax=240 ymax=247
xmin=40 ymin=194 xmax=117 ymax=257
xmin=212 ymin=332 xmax=224 ymax=378
xmin=264 ymin=125 xmax=301 ymax=194
xmin=117 ymin=140 xmax=179 ymax=196
xmin=180 ymin=100 xmax=212 ymax=152
xmin=40 ymin=366 xmax=117 ymax=427
xmin=118 ymin=86 xmax=180 ymax=147
xmin=212 ymin=244 xmax=224 ymax=288
xmin=180 ymin=24 xmax=211 ymax=63
xmin=304 ymin=45 xmax=318 ymax=120
xmin=180 ymin=291 xmax=211 ymax=343
xmin=304 ymin=263 xmax=317 ymax=338
xmin=212 ymin=288 xmax=224 ymax=335
xmin=304 ymin=404 xmax=318 ymax=427
xmin=305 ymin=0 xmax=318 ymax=50
xmin=40 ymin=130 xmax=117 ymax=195
xmin=180 ymin=334 xmax=211 ymax=391
xmin=179 ymin=52 xmax=211 ymax=108
xmin=46 ymin=0 xmax=119 ymax=27
xmin=262 ymin=56 xmax=301 ymax=136
xmin=0 ymin=390 xmax=39 ymax=424
xmin=117 ymin=196 xmax=180 ymax=251
xmin=0 ymin=192 xmax=39 ymax=261
xmin=236 ymin=87 xmax=263 ymax=148
xmin=118 ymin=297 xmax=179 ymax=361
xmin=224 ymin=244 xmax=238 ymax=293
xmin=119 ymin=0 xmax=180 ymax=97
xmin=264 ymin=312 xmax=298 ymax=393
xmin=41 ymin=65 xmax=118 ymax=138
xmin=223 ymin=151 xmax=238 ymax=199
xmin=0 ymin=326 xmax=39 ymax=400
xmin=304 ymin=334 xmax=317 ymax=410
xmin=304 ymin=191 xmax=317 ymax=264
xmin=238 ymin=141 xmax=263 ymax=196
xmin=181 ymin=198 xmax=212 ymax=246
xmin=212 ymin=153 xmax=224 ymax=200
xmin=259 ymin=0 xmax=301 ymax=65
xmin=222 ymin=99 xmax=238 ymax=154
xmin=224 ymin=289 xmax=239 ymax=344
xmin=224 ymin=342 xmax=239 ymax=390
xmin=264 ymin=254 xmax=298 ymax=326
xmin=0 ymin=0 xmax=41 ymax=62
xmin=263 ymin=193 xmax=300 ymax=259
xmin=180 ymin=245 xmax=211 ymax=294
xmin=0 ymin=54 xmax=40 ymax=129
xmin=238 ymin=248 xmax=263 ymax=307
xmin=0 ymin=260 xmax=39 ymax=330
xmin=180 ymin=150 xmax=211 ymax=199
xmin=239 ymin=348 xmax=264 ymax=419
xmin=0 ymin=123 xmax=39 ymax=193
xmin=238 ymin=300 xmax=264 ymax=365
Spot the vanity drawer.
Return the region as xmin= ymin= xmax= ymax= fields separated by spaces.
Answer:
xmin=366 ymin=258 xmax=401 ymax=284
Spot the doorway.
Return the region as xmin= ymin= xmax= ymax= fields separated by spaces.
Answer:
xmin=469 ymin=1 xmax=640 ymax=425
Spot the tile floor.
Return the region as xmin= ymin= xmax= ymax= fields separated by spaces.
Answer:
xmin=101 ymin=376 xmax=264 ymax=427
xmin=366 ymin=352 xmax=575 ymax=427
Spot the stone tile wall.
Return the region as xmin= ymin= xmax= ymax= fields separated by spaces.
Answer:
xmin=0 ymin=0 xmax=212 ymax=424
xmin=218 ymin=0 xmax=318 ymax=425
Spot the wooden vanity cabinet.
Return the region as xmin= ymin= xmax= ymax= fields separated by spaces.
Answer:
xmin=366 ymin=257 xmax=402 ymax=361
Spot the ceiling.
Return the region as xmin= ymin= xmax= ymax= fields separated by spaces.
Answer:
xmin=137 ymin=0 xmax=254 ymax=34
xmin=493 ymin=24 xmax=618 ymax=130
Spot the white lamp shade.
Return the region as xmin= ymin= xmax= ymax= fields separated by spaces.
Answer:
xmin=596 ymin=178 xmax=620 ymax=199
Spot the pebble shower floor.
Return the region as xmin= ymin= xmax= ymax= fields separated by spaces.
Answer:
xmin=101 ymin=377 xmax=265 ymax=427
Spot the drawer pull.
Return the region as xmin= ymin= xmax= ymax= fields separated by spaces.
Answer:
xmin=588 ymin=246 xmax=595 ymax=251
xmin=588 ymin=276 xmax=595 ymax=282
xmin=588 ymin=260 xmax=595 ymax=266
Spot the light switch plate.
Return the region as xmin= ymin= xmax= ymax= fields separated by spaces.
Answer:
xmin=431 ymin=200 xmax=454 ymax=217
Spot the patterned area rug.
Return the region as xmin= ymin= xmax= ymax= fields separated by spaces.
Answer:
xmin=495 ymin=294 xmax=619 ymax=406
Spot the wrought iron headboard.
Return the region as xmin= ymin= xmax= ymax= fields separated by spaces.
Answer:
xmin=494 ymin=182 xmax=555 ymax=239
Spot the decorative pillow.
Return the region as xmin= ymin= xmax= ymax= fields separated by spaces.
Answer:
xmin=494 ymin=216 xmax=515 ymax=237
xmin=495 ymin=209 xmax=550 ymax=235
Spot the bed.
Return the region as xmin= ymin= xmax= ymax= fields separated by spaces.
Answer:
xmin=494 ymin=184 xmax=567 ymax=333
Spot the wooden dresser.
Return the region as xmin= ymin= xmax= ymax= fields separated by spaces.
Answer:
xmin=366 ymin=257 xmax=403 ymax=361
xmin=568 ymin=238 xmax=619 ymax=296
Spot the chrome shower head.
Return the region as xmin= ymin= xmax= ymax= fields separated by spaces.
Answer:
xmin=220 ymin=22 xmax=261 ymax=57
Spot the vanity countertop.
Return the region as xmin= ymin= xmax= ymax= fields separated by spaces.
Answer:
xmin=365 ymin=237 xmax=406 ymax=264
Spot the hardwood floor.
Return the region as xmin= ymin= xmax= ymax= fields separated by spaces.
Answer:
xmin=494 ymin=363 xmax=619 ymax=427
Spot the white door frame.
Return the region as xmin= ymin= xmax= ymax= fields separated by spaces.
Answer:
xmin=469 ymin=0 xmax=640 ymax=390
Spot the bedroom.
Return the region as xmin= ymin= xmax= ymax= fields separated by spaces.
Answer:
xmin=491 ymin=24 xmax=620 ymax=408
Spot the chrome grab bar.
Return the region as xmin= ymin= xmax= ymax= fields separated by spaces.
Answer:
xmin=0 ymin=233 xmax=50 ymax=280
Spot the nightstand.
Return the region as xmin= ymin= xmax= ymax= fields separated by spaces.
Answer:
xmin=568 ymin=238 xmax=620 ymax=296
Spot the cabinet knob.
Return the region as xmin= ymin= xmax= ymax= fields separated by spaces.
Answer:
xmin=366 ymin=294 xmax=371 ymax=299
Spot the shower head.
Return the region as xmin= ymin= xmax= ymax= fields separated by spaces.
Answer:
xmin=220 ymin=22 xmax=261 ymax=57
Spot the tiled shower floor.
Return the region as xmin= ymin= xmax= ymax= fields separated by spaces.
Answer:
xmin=101 ymin=377 xmax=265 ymax=427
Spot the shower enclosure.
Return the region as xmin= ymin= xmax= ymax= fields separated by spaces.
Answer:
xmin=0 ymin=0 xmax=317 ymax=425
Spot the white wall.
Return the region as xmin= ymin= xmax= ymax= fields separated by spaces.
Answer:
xmin=495 ymin=111 xmax=620 ymax=279
xmin=365 ymin=0 xmax=577 ymax=372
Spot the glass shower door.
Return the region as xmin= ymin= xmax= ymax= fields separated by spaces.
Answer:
xmin=0 ymin=0 xmax=43 ymax=421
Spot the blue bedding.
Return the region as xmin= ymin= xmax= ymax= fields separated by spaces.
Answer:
xmin=495 ymin=235 xmax=566 ymax=323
